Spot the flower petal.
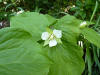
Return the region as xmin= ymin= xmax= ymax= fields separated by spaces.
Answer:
xmin=49 ymin=39 xmax=57 ymax=47
xmin=17 ymin=10 xmax=24 ymax=15
xmin=41 ymin=32 xmax=50 ymax=40
xmin=53 ymin=29 xmax=62 ymax=38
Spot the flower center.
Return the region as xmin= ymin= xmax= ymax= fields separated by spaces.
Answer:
xmin=49 ymin=34 xmax=54 ymax=40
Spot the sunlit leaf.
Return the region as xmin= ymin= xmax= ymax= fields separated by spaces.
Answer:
xmin=0 ymin=28 xmax=51 ymax=75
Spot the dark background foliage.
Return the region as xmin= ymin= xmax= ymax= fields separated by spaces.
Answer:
xmin=0 ymin=0 xmax=100 ymax=75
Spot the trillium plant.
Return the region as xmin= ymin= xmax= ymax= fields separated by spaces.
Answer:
xmin=0 ymin=12 xmax=100 ymax=75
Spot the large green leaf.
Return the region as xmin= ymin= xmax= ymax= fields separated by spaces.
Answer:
xmin=0 ymin=28 xmax=51 ymax=75
xmin=10 ymin=12 xmax=56 ymax=41
xmin=42 ymin=42 xmax=84 ymax=75
xmin=81 ymin=28 xmax=100 ymax=48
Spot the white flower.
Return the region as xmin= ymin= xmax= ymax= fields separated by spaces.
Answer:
xmin=41 ymin=32 xmax=50 ymax=40
xmin=80 ymin=21 xmax=87 ymax=26
xmin=4 ymin=2 xmax=7 ymax=4
xmin=41 ymin=29 xmax=62 ymax=47
xmin=49 ymin=39 xmax=57 ymax=47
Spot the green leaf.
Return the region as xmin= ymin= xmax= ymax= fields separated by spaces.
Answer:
xmin=53 ymin=15 xmax=81 ymax=45
xmin=0 ymin=28 xmax=51 ymax=75
xmin=45 ymin=14 xmax=57 ymax=25
xmin=42 ymin=42 xmax=84 ymax=75
xmin=55 ymin=14 xmax=82 ymax=27
xmin=10 ymin=12 xmax=56 ymax=41
xmin=92 ymin=45 xmax=100 ymax=70
xmin=81 ymin=28 xmax=100 ymax=48
xmin=85 ymin=43 xmax=92 ymax=75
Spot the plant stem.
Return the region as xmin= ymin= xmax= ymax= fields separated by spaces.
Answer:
xmin=95 ymin=16 xmax=100 ymax=28
xmin=90 ymin=1 xmax=98 ymax=22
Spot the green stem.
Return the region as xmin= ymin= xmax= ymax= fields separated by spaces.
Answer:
xmin=90 ymin=1 xmax=98 ymax=22
xmin=94 ymin=16 xmax=100 ymax=28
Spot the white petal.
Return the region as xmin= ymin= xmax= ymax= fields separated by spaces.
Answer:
xmin=49 ymin=39 xmax=57 ymax=47
xmin=17 ymin=11 xmax=24 ymax=15
xmin=78 ymin=41 xmax=83 ymax=48
xmin=80 ymin=21 xmax=87 ymax=26
xmin=41 ymin=32 xmax=50 ymax=40
xmin=53 ymin=29 xmax=62 ymax=38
